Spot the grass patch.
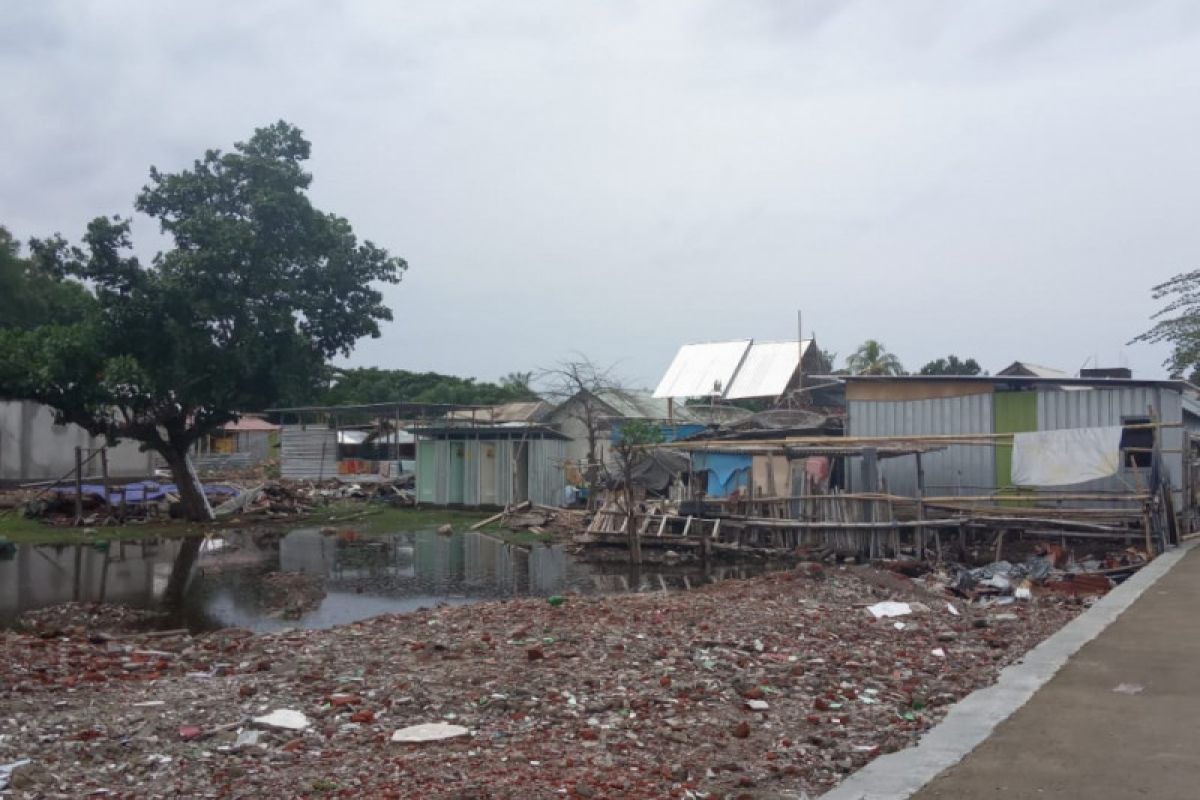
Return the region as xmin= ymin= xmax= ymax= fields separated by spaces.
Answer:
xmin=304 ymin=503 xmax=492 ymax=534
xmin=0 ymin=503 xmax=494 ymax=545
xmin=0 ymin=512 xmax=214 ymax=545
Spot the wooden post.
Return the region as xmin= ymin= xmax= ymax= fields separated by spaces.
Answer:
xmin=73 ymin=447 xmax=84 ymax=526
xmin=100 ymin=448 xmax=113 ymax=525
xmin=915 ymin=452 xmax=927 ymax=560
xmin=860 ymin=449 xmax=878 ymax=561
xmin=72 ymin=544 xmax=83 ymax=601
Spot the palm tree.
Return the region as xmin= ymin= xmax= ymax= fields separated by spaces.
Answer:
xmin=846 ymin=340 xmax=904 ymax=375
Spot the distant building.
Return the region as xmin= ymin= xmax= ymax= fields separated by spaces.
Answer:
xmin=414 ymin=425 xmax=567 ymax=508
xmin=546 ymin=388 xmax=740 ymax=475
xmin=192 ymin=416 xmax=280 ymax=471
xmin=842 ymin=374 xmax=1200 ymax=524
xmin=653 ymin=338 xmax=829 ymax=402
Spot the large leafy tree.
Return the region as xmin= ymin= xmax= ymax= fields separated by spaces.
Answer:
xmin=0 ymin=122 xmax=406 ymax=520
xmin=846 ymin=339 xmax=904 ymax=376
xmin=919 ymin=355 xmax=983 ymax=376
xmin=1132 ymin=272 xmax=1200 ymax=380
xmin=0 ymin=226 xmax=94 ymax=330
xmin=317 ymin=367 xmax=539 ymax=406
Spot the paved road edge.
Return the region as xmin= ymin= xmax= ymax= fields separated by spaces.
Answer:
xmin=819 ymin=540 xmax=1199 ymax=800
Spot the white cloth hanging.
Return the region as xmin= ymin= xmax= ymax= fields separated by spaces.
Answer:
xmin=1010 ymin=426 xmax=1124 ymax=486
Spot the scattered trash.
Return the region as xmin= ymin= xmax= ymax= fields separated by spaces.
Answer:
xmin=1112 ymin=683 xmax=1145 ymax=695
xmin=252 ymin=709 xmax=310 ymax=731
xmin=390 ymin=723 xmax=470 ymax=743
xmin=0 ymin=554 xmax=1087 ymax=798
xmin=0 ymin=759 xmax=31 ymax=791
xmin=946 ymin=603 xmax=960 ymax=616
xmin=867 ymin=601 xmax=912 ymax=619
xmin=235 ymin=729 xmax=262 ymax=748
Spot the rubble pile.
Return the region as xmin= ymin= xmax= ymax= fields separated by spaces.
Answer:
xmin=917 ymin=545 xmax=1149 ymax=605
xmin=16 ymin=603 xmax=169 ymax=637
xmin=6 ymin=476 xmax=417 ymax=528
xmin=0 ymin=564 xmax=1088 ymax=798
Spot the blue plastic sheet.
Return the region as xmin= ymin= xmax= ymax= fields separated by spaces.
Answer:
xmin=691 ymin=452 xmax=751 ymax=498
xmin=52 ymin=480 xmax=239 ymax=506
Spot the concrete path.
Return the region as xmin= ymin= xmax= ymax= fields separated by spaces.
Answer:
xmin=910 ymin=544 xmax=1200 ymax=800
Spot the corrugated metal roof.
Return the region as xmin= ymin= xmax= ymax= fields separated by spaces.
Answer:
xmin=997 ymin=361 xmax=1070 ymax=378
xmin=725 ymin=340 xmax=811 ymax=400
xmin=653 ymin=340 xmax=751 ymax=399
xmin=222 ymin=416 xmax=280 ymax=433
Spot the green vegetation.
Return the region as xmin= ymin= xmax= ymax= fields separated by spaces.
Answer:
xmin=316 ymin=366 xmax=538 ymax=407
xmin=0 ymin=504 xmax=546 ymax=546
xmin=0 ymin=121 xmax=406 ymax=521
xmin=919 ymin=355 xmax=983 ymax=376
xmin=1133 ymin=272 xmax=1200 ymax=380
xmin=846 ymin=339 xmax=905 ymax=376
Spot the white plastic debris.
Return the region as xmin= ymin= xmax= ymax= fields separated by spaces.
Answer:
xmin=235 ymin=729 xmax=262 ymax=748
xmin=252 ymin=709 xmax=310 ymax=731
xmin=931 ymin=648 xmax=947 ymax=658
xmin=1112 ymin=683 xmax=1144 ymax=695
xmin=391 ymin=722 xmax=470 ymax=743
xmin=868 ymin=602 xmax=912 ymax=619
xmin=746 ymin=699 xmax=769 ymax=711
xmin=1014 ymin=586 xmax=1033 ymax=600
xmin=0 ymin=759 xmax=32 ymax=791
xmin=946 ymin=603 xmax=960 ymax=616
xmin=893 ymin=622 xmax=906 ymax=631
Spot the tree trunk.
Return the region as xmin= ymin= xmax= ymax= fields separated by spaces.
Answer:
xmin=161 ymin=446 xmax=215 ymax=522
xmin=164 ymin=535 xmax=202 ymax=609
xmin=623 ymin=481 xmax=641 ymax=566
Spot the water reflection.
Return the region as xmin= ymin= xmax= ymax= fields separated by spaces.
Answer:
xmin=0 ymin=529 xmax=782 ymax=633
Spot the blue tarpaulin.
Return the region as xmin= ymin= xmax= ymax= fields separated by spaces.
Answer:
xmin=691 ymin=452 xmax=751 ymax=498
xmin=609 ymin=423 xmax=707 ymax=444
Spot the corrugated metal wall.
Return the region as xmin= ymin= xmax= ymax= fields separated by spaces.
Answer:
xmin=527 ymin=438 xmax=567 ymax=507
xmin=280 ymin=426 xmax=338 ymax=480
xmin=848 ymin=394 xmax=995 ymax=496
xmin=1038 ymin=387 xmax=1184 ymax=502
xmin=418 ymin=436 xmax=543 ymax=507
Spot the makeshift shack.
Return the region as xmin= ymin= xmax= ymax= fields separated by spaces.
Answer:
xmin=414 ymin=425 xmax=567 ymax=508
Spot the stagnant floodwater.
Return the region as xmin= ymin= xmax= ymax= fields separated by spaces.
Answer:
xmin=0 ymin=528 xmax=781 ymax=633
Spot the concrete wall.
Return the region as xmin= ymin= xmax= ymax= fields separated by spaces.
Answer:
xmin=0 ymin=401 xmax=155 ymax=482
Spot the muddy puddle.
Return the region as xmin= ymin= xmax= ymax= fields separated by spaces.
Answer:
xmin=0 ymin=527 xmax=785 ymax=633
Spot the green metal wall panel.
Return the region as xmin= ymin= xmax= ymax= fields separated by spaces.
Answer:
xmin=993 ymin=391 xmax=1037 ymax=488
xmin=448 ymin=441 xmax=466 ymax=504
xmin=416 ymin=440 xmax=437 ymax=504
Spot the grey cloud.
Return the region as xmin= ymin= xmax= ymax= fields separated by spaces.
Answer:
xmin=2 ymin=0 xmax=1198 ymax=387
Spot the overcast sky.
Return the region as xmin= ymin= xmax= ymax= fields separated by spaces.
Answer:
xmin=4 ymin=1 xmax=1200 ymax=388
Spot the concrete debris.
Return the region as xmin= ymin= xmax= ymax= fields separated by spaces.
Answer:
xmin=0 ymin=759 xmax=31 ymax=791
xmin=390 ymin=723 xmax=470 ymax=743
xmin=0 ymin=564 xmax=1085 ymax=797
xmin=867 ymin=601 xmax=913 ymax=619
xmin=251 ymin=709 xmax=310 ymax=731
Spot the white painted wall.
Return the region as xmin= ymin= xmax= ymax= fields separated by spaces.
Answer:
xmin=0 ymin=401 xmax=155 ymax=482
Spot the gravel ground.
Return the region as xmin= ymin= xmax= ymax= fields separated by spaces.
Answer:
xmin=0 ymin=564 xmax=1088 ymax=799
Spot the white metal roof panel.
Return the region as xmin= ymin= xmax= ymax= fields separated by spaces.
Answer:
xmin=725 ymin=340 xmax=810 ymax=400
xmin=652 ymin=340 xmax=751 ymax=399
